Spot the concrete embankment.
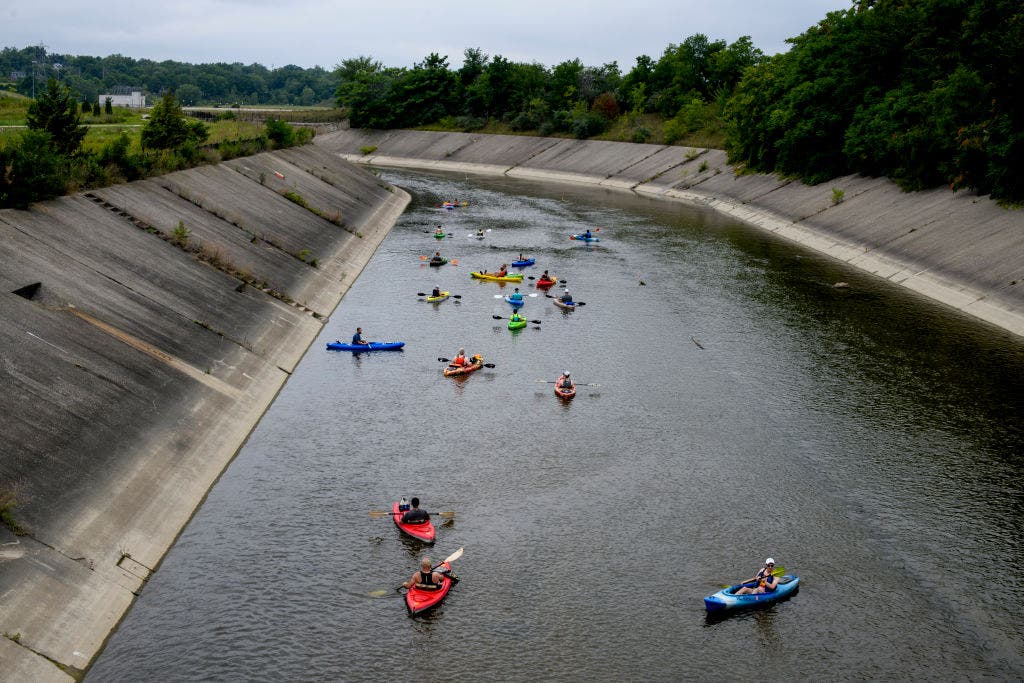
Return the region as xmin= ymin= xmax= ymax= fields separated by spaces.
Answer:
xmin=0 ymin=145 xmax=408 ymax=681
xmin=316 ymin=129 xmax=1024 ymax=337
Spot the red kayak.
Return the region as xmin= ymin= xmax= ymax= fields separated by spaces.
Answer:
xmin=392 ymin=501 xmax=435 ymax=543
xmin=405 ymin=561 xmax=454 ymax=615
xmin=443 ymin=357 xmax=483 ymax=377
xmin=554 ymin=375 xmax=577 ymax=399
xmin=536 ymin=276 xmax=557 ymax=288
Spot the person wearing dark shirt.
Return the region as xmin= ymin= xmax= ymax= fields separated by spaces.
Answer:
xmin=352 ymin=327 xmax=369 ymax=345
xmin=401 ymin=496 xmax=430 ymax=523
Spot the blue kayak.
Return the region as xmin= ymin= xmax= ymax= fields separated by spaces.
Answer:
xmin=511 ymin=258 xmax=535 ymax=267
xmin=704 ymin=575 xmax=800 ymax=612
xmin=571 ymin=234 xmax=600 ymax=242
xmin=505 ymin=296 xmax=526 ymax=307
xmin=326 ymin=341 xmax=405 ymax=352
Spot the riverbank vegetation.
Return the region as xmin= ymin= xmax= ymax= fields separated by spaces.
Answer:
xmin=0 ymin=80 xmax=311 ymax=208
xmin=3 ymin=0 xmax=1020 ymax=202
xmin=725 ymin=0 xmax=1023 ymax=203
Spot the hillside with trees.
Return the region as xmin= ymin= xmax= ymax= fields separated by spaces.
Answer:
xmin=723 ymin=0 xmax=1023 ymax=202
xmin=0 ymin=47 xmax=337 ymax=106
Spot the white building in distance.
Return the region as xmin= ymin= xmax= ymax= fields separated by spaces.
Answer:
xmin=99 ymin=86 xmax=145 ymax=108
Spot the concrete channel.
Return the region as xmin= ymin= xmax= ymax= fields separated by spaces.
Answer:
xmin=0 ymin=145 xmax=408 ymax=681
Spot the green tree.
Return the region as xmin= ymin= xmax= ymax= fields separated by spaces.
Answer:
xmin=0 ymin=130 xmax=68 ymax=208
xmin=26 ymin=77 xmax=87 ymax=155
xmin=141 ymin=89 xmax=208 ymax=149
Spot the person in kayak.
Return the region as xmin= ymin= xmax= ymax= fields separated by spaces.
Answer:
xmin=430 ymin=251 xmax=444 ymax=265
xmin=735 ymin=558 xmax=779 ymax=595
xmin=560 ymin=289 xmax=573 ymax=304
xmin=434 ymin=225 xmax=444 ymax=235
xmin=509 ymin=287 xmax=524 ymax=304
xmin=401 ymin=497 xmax=430 ymax=524
xmin=431 ymin=286 xmax=442 ymax=298
xmin=539 ymin=270 xmax=551 ymax=281
xmin=403 ymin=557 xmax=445 ymax=591
xmin=351 ymin=327 xmax=369 ymax=346
xmin=510 ymin=309 xmax=524 ymax=324
xmin=451 ymin=348 xmax=468 ymax=367
xmin=558 ymin=371 xmax=573 ymax=389
xmin=582 ymin=229 xmax=593 ymax=239
xmin=495 ymin=263 xmax=508 ymax=277
xmin=476 ymin=228 xmax=485 ymax=238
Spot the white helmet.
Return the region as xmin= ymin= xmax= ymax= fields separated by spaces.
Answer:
xmin=765 ymin=557 xmax=775 ymax=565
xmin=564 ymin=371 xmax=570 ymax=376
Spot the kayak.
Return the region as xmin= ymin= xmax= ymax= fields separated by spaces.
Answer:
xmin=505 ymin=296 xmax=526 ymax=307
xmin=392 ymin=501 xmax=435 ymax=543
xmin=425 ymin=291 xmax=450 ymax=303
xmin=554 ymin=376 xmax=576 ymax=399
xmin=428 ymin=257 xmax=448 ymax=267
xmin=405 ymin=561 xmax=454 ymax=615
xmin=326 ymin=341 xmax=405 ymax=351
xmin=508 ymin=318 xmax=527 ymax=330
xmin=535 ymin=277 xmax=557 ymax=288
xmin=552 ymin=299 xmax=577 ymax=310
xmin=570 ymin=233 xmax=600 ymax=242
xmin=433 ymin=232 xmax=446 ymax=239
xmin=704 ymin=575 xmax=800 ymax=613
xmin=511 ymin=258 xmax=535 ymax=267
xmin=471 ymin=271 xmax=523 ymax=282
xmin=444 ymin=358 xmax=483 ymax=377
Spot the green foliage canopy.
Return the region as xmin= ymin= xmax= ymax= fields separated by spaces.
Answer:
xmin=26 ymin=77 xmax=86 ymax=155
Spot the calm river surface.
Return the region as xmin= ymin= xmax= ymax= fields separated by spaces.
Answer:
xmin=88 ymin=170 xmax=1024 ymax=681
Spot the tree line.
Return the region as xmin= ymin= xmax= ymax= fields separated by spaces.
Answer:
xmin=725 ymin=0 xmax=1023 ymax=202
xmin=1 ymin=47 xmax=337 ymax=106
xmin=335 ymin=35 xmax=763 ymax=143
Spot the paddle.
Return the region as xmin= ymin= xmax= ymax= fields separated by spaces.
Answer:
xmin=369 ymin=510 xmax=456 ymax=518
xmin=534 ymin=379 xmax=600 ymax=387
xmin=492 ymin=315 xmax=542 ymax=324
xmin=417 ymin=292 xmax=462 ymax=299
xmin=544 ymin=294 xmax=586 ymax=305
xmin=723 ymin=566 xmax=786 ymax=588
xmin=467 ymin=229 xmax=491 ymax=237
xmin=420 ymin=255 xmax=459 ymax=266
xmin=527 ymin=276 xmax=567 ymax=283
xmin=438 ymin=357 xmax=496 ymax=368
xmin=492 ymin=293 xmax=538 ymax=299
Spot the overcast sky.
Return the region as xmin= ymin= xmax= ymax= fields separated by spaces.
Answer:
xmin=6 ymin=0 xmax=849 ymax=71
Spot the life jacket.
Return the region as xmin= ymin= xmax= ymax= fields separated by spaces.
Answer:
xmin=453 ymin=355 xmax=467 ymax=366
xmin=415 ymin=569 xmax=442 ymax=590
xmin=559 ymin=376 xmax=572 ymax=388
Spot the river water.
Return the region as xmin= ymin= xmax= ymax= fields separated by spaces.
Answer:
xmin=88 ymin=170 xmax=1024 ymax=681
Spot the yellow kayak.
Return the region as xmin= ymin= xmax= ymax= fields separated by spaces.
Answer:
xmin=470 ymin=271 xmax=524 ymax=282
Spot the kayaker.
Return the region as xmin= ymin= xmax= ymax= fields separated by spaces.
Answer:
xmin=583 ymin=229 xmax=593 ymax=239
xmin=430 ymin=251 xmax=444 ymax=265
xmin=401 ymin=497 xmax=430 ymax=524
xmin=476 ymin=228 xmax=484 ymax=238
xmin=434 ymin=225 xmax=443 ymax=235
xmin=403 ymin=557 xmax=445 ymax=591
xmin=496 ymin=263 xmax=508 ymax=277
xmin=432 ymin=286 xmax=442 ymax=297
xmin=735 ymin=558 xmax=779 ymax=595
xmin=351 ymin=327 xmax=369 ymax=346
xmin=558 ymin=372 xmax=573 ymax=389
xmin=560 ymin=289 xmax=573 ymax=304
xmin=510 ymin=309 xmax=524 ymax=323
xmin=452 ymin=348 xmax=468 ymax=367
xmin=540 ymin=270 xmax=551 ymax=280
xmin=509 ymin=287 xmax=524 ymax=304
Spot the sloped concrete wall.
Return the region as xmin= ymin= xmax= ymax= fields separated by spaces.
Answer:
xmin=317 ymin=130 xmax=1024 ymax=337
xmin=0 ymin=145 xmax=408 ymax=681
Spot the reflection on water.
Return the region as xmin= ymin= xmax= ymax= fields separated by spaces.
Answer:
xmin=88 ymin=170 xmax=1024 ymax=681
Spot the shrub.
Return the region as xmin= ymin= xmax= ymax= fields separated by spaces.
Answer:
xmin=171 ymin=221 xmax=191 ymax=246
xmin=359 ymin=145 xmax=377 ymax=155
xmin=831 ymin=187 xmax=845 ymax=205
xmin=265 ymin=118 xmax=294 ymax=147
